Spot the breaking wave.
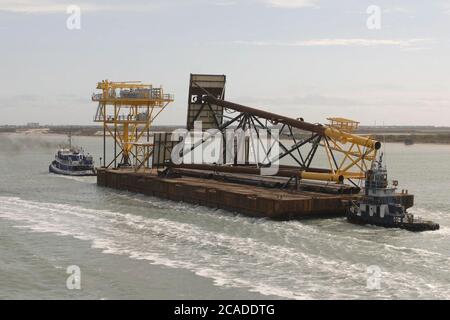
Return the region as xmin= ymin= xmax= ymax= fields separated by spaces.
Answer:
xmin=0 ymin=196 xmax=449 ymax=299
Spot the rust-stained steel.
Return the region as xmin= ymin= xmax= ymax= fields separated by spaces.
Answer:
xmin=204 ymin=95 xmax=326 ymax=135
xmin=97 ymin=169 xmax=414 ymax=220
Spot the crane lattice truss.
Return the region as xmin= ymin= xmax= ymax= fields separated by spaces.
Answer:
xmin=184 ymin=94 xmax=380 ymax=184
xmin=93 ymin=80 xmax=174 ymax=169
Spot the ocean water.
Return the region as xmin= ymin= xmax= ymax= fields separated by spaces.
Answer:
xmin=0 ymin=133 xmax=449 ymax=300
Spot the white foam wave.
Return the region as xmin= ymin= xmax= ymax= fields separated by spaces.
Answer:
xmin=112 ymin=192 xmax=449 ymax=261
xmin=48 ymin=173 xmax=97 ymax=184
xmin=0 ymin=196 xmax=449 ymax=299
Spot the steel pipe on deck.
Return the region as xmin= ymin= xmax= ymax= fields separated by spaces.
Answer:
xmin=168 ymin=163 xmax=344 ymax=183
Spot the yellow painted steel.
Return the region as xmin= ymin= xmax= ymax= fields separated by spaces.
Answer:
xmin=324 ymin=127 xmax=379 ymax=150
xmin=326 ymin=117 xmax=359 ymax=133
xmin=93 ymin=79 xmax=174 ymax=169
xmin=300 ymin=171 xmax=343 ymax=183
xmin=305 ymin=118 xmax=380 ymax=184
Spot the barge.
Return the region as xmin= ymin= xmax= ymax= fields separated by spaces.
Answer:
xmin=97 ymin=168 xmax=414 ymax=220
xmin=92 ymin=74 xmax=437 ymax=227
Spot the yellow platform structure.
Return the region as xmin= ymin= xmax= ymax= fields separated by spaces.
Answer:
xmin=323 ymin=117 xmax=378 ymax=182
xmin=92 ymin=80 xmax=174 ymax=170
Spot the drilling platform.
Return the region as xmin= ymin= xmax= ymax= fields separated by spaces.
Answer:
xmin=92 ymin=80 xmax=174 ymax=169
xmin=94 ymin=74 xmax=414 ymax=220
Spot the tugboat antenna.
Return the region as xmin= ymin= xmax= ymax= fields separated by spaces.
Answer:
xmin=68 ymin=130 xmax=72 ymax=149
xmin=383 ymin=133 xmax=387 ymax=169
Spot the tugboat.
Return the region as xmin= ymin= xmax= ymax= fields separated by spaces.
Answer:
xmin=49 ymin=133 xmax=96 ymax=176
xmin=347 ymin=154 xmax=439 ymax=232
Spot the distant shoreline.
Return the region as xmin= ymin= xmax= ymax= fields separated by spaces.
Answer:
xmin=1 ymin=125 xmax=450 ymax=145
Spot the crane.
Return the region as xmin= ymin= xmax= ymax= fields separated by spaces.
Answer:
xmin=175 ymin=94 xmax=380 ymax=185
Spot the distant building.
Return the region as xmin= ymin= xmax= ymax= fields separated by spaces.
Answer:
xmin=26 ymin=122 xmax=40 ymax=128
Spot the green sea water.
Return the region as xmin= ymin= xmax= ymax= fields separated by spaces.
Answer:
xmin=0 ymin=133 xmax=449 ymax=299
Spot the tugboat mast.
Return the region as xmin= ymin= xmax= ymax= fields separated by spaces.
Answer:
xmin=68 ymin=131 xmax=72 ymax=149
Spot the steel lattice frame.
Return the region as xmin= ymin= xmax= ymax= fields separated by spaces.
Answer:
xmin=179 ymin=85 xmax=379 ymax=184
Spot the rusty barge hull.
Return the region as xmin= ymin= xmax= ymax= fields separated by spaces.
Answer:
xmin=97 ymin=168 xmax=414 ymax=220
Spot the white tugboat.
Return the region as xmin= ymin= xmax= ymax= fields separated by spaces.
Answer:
xmin=347 ymin=154 xmax=439 ymax=232
xmin=49 ymin=133 xmax=96 ymax=176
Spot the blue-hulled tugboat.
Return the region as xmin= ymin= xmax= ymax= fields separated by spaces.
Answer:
xmin=49 ymin=133 xmax=96 ymax=176
xmin=347 ymin=154 xmax=439 ymax=232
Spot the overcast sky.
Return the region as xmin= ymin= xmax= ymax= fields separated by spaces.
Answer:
xmin=0 ymin=0 xmax=449 ymax=126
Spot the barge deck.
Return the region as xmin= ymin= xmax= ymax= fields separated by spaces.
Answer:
xmin=97 ymin=168 xmax=414 ymax=220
